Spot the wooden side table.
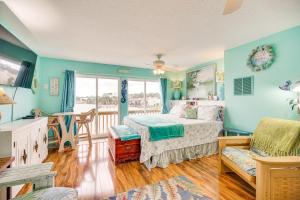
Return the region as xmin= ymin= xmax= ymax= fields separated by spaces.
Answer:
xmin=0 ymin=157 xmax=15 ymax=200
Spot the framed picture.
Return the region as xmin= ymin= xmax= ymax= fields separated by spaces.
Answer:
xmin=50 ymin=77 xmax=59 ymax=96
xmin=186 ymin=64 xmax=216 ymax=100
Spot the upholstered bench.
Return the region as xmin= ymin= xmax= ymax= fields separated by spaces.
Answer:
xmin=218 ymin=118 xmax=300 ymax=200
xmin=108 ymin=125 xmax=141 ymax=164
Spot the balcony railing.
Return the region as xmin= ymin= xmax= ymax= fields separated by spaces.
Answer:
xmin=78 ymin=109 xmax=161 ymax=137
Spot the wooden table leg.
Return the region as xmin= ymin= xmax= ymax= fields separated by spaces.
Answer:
xmin=58 ymin=115 xmax=76 ymax=152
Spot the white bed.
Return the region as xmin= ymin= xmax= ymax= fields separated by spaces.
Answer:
xmin=124 ymin=114 xmax=223 ymax=169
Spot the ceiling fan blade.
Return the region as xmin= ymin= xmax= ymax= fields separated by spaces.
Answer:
xmin=223 ymin=0 xmax=243 ymax=15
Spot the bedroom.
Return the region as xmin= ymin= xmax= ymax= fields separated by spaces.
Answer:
xmin=0 ymin=0 xmax=299 ymax=199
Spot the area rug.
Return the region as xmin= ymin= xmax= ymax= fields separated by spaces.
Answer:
xmin=108 ymin=176 xmax=211 ymax=200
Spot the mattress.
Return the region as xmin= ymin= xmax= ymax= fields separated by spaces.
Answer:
xmin=124 ymin=114 xmax=223 ymax=164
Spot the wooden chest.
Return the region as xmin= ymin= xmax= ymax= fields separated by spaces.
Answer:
xmin=108 ymin=127 xmax=141 ymax=164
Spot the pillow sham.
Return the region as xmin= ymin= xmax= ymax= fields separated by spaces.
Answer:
xmin=197 ymin=105 xmax=220 ymax=121
xmin=185 ymin=106 xmax=198 ymax=119
xmin=169 ymin=104 xmax=185 ymax=116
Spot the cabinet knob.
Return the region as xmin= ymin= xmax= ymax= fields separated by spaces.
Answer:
xmin=34 ymin=141 xmax=39 ymax=152
xmin=22 ymin=149 xmax=27 ymax=164
xmin=43 ymin=134 xmax=48 ymax=144
xmin=13 ymin=142 xmax=16 ymax=148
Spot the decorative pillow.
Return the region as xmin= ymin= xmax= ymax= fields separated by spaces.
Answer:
xmin=197 ymin=105 xmax=220 ymax=121
xmin=169 ymin=104 xmax=185 ymax=116
xmin=184 ymin=106 xmax=198 ymax=119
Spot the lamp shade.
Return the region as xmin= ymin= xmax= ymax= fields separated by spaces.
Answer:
xmin=0 ymin=88 xmax=15 ymax=105
xmin=292 ymin=81 xmax=300 ymax=92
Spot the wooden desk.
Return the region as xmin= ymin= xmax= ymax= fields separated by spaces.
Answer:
xmin=52 ymin=112 xmax=83 ymax=152
xmin=0 ymin=157 xmax=15 ymax=200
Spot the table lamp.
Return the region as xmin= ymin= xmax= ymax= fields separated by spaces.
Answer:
xmin=0 ymin=87 xmax=15 ymax=121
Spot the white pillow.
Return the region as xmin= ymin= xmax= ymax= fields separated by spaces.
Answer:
xmin=169 ymin=104 xmax=185 ymax=116
xmin=197 ymin=105 xmax=219 ymax=121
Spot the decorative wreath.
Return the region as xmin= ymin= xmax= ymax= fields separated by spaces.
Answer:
xmin=247 ymin=45 xmax=274 ymax=71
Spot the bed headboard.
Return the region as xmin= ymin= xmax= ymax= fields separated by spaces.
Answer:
xmin=169 ymin=100 xmax=225 ymax=108
xmin=169 ymin=100 xmax=225 ymax=122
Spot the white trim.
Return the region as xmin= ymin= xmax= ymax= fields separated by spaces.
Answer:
xmin=127 ymin=79 xmax=161 ymax=113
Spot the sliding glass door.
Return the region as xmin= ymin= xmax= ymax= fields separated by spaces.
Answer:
xmin=75 ymin=75 xmax=119 ymax=138
xmin=97 ymin=78 xmax=119 ymax=136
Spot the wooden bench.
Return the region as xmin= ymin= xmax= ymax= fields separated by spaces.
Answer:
xmin=108 ymin=127 xmax=141 ymax=164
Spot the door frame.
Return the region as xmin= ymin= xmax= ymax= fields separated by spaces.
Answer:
xmin=75 ymin=74 xmax=120 ymax=138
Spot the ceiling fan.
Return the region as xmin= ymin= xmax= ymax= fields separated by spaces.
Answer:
xmin=152 ymin=54 xmax=165 ymax=75
xmin=223 ymin=0 xmax=244 ymax=15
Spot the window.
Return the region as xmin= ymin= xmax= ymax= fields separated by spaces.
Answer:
xmin=128 ymin=80 xmax=161 ymax=114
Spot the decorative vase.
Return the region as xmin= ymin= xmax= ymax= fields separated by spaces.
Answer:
xmin=173 ymin=89 xmax=181 ymax=100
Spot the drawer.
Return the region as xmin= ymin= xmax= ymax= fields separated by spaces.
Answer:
xmin=116 ymin=144 xmax=140 ymax=155
xmin=115 ymin=138 xmax=140 ymax=146
xmin=115 ymin=153 xmax=140 ymax=163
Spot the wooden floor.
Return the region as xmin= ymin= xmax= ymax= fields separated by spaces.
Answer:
xmin=20 ymin=139 xmax=255 ymax=200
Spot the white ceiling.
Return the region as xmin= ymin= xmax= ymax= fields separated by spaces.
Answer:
xmin=0 ymin=25 xmax=29 ymax=49
xmin=2 ymin=0 xmax=300 ymax=71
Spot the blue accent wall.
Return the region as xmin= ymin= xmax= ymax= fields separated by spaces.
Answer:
xmin=166 ymin=58 xmax=224 ymax=100
xmin=0 ymin=27 xmax=38 ymax=124
xmin=224 ymin=25 xmax=300 ymax=131
xmin=37 ymin=57 xmax=160 ymax=122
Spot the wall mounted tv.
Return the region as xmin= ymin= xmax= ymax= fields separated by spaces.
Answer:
xmin=0 ymin=24 xmax=37 ymax=89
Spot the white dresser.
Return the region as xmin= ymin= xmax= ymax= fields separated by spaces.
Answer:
xmin=0 ymin=117 xmax=49 ymax=198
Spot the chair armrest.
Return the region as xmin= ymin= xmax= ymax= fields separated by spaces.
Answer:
xmin=218 ymin=136 xmax=252 ymax=146
xmin=255 ymin=156 xmax=300 ymax=200
xmin=254 ymin=156 xmax=300 ymax=166
xmin=218 ymin=136 xmax=252 ymax=155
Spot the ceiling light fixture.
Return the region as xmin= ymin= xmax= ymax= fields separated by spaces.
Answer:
xmin=153 ymin=54 xmax=165 ymax=75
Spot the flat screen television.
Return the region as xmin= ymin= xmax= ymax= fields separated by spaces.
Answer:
xmin=0 ymin=55 xmax=21 ymax=86
xmin=0 ymin=24 xmax=37 ymax=88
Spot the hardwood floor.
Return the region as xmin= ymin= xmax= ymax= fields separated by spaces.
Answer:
xmin=20 ymin=139 xmax=255 ymax=200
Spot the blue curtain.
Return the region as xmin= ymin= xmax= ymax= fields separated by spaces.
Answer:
xmin=14 ymin=61 xmax=35 ymax=88
xmin=160 ymin=78 xmax=169 ymax=114
xmin=60 ymin=70 xmax=76 ymax=133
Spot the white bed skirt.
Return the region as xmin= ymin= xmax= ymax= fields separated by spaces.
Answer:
xmin=143 ymin=141 xmax=218 ymax=169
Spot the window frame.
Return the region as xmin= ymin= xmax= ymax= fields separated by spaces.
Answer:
xmin=128 ymin=79 xmax=161 ymax=113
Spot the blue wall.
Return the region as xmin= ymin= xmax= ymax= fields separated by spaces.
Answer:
xmin=167 ymin=58 xmax=224 ymax=100
xmin=224 ymin=25 xmax=300 ymax=131
xmin=0 ymin=27 xmax=38 ymax=124
xmin=37 ymin=57 xmax=161 ymax=121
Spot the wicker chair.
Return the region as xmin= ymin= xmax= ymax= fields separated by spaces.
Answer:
xmin=75 ymin=109 xmax=96 ymax=145
xmin=47 ymin=116 xmax=61 ymax=147
xmin=218 ymin=118 xmax=300 ymax=200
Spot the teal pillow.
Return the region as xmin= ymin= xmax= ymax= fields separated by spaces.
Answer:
xmin=185 ymin=107 xmax=197 ymax=119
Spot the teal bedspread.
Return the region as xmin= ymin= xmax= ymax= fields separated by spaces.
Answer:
xmin=128 ymin=116 xmax=184 ymax=141
xmin=112 ymin=125 xmax=141 ymax=141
